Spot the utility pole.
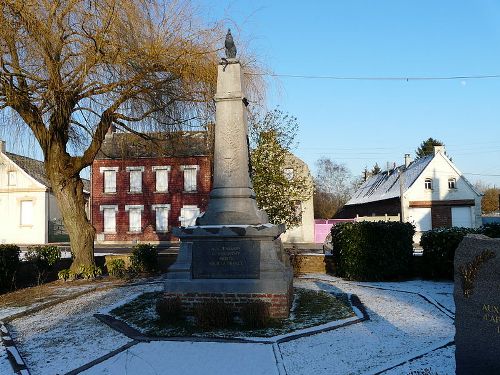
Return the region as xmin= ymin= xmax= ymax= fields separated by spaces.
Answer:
xmin=399 ymin=167 xmax=405 ymax=223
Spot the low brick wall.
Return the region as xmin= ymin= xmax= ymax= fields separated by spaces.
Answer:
xmin=292 ymin=254 xmax=335 ymax=275
xmin=164 ymin=291 xmax=292 ymax=318
xmin=104 ymin=253 xmax=177 ymax=273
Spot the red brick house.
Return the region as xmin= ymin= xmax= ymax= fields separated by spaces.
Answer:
xmin=91 ymin=129 xmax=212 ymax=244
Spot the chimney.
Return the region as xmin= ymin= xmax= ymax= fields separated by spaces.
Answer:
xmin=404 ymin=153 xmax=412 ymax=168
xmin=0 ymin=140 xmax=5 ymax=154
xmin=386 ymin=161 xmax=390 ymax=176
xmin=433 ymin=145 xmax=445 ymax=155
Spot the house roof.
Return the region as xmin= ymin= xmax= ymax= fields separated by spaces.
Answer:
xmin=96 ymin=131 xmax=210 ymax=160
xmin=346 ymin=155 xmax=433 ymax=205
xmin=5 ymin=152 xmax=90 ymax=193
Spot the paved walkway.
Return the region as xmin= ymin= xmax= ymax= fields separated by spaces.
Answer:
xmin=0 ymin=276 xmax=456 ymax=375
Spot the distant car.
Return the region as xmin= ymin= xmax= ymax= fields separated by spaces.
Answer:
xmin=323 ymin=232 xmax=333 ymax=254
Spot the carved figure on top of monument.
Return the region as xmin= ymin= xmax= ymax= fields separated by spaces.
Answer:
xmin=225 ymin=29 xmax=237 ymax=58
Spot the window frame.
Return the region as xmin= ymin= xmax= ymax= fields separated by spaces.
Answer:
xmin=152 ymin=166 xmax=171 ymax=193
xmin=100 ymin=205 xmax=118 ymax=233
xmin=152 ymin=204 xmax=171 ymax=232
xmin=448 ymin=177 xmax=457 ymax=189
xmin=125 ymin=204 xmax=144 ymax=233
xmin=20 ymin=200 xmax=34 ymax=226
xmin=100 ymin=167 xmax=119 ymax=194
xmin=424 ymin=178 xmax=433 ymax=190
xmin=181 ymin=165 xmax=199 ymax=193
xmin=126 ymin=166 xmax=144 ymax=193
xmin=8 ymin=171 xmax=17 ymax=186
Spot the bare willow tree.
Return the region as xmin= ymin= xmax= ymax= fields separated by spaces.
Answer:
xmin=0 ymin=0 xmax=227 ymax=270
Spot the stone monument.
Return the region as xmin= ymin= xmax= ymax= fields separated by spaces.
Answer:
xmin=163 ymin=30 xmax=293 ymax=318
xmin=454 ymin=234 xmax=500 ymax=374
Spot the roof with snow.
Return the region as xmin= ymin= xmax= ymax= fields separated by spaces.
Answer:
xmin=346 ymin=155 xmax=433 ymax=205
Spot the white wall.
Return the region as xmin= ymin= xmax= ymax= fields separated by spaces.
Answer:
xmin=403 ymin=151 xmax=482 ymax=232
xmin=0 ymin=153 xmax=48 ymax=244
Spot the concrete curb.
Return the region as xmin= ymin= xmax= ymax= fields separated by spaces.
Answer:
xmin=1 ymin=321 xmax=30 ymax=375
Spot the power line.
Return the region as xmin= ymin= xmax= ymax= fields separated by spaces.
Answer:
xmin=245 ymin=72 xmax=500 ymax=81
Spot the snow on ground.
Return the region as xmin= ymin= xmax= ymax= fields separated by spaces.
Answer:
xmin=8 ymin=283 xmax=162 ymax=375
xmin=383 ymin=345 xmax=455 ymax=375
xmin=2 ymin=276 xmax=457 ymax=375
xmin=0 ymin=343 xmax=11 ymax=375
xmin=279 ymin=277 xmax=455 ymax=375
xmin=82 ymin=341 xmax=280 ymax=375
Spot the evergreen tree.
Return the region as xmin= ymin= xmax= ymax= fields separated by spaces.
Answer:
xmin=415 ymin=138 xmax=444 ymax=158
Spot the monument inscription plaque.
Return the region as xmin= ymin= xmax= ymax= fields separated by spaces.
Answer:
xmin=454 ymin=234 xmax=500 ymax=374
xmin=192 ymin=241 xmax=260 ymax=279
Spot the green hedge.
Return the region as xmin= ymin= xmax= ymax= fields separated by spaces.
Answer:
xmin=331 ymin=221 xmax=415 ymax=281
xmin=420 ymin=224 xmax=500 ymax=280
xmin=0 ymin=244 xmax=20 ymax=292
xmin=131 ymin=244 xmax=158 ymax=273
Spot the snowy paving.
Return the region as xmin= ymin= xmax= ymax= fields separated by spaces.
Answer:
xmin=0 ymin=276 xmax=457 ymax=375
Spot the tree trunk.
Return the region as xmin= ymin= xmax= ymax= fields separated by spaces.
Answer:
xmin=46 ymin=157 xmax=95 ymax=271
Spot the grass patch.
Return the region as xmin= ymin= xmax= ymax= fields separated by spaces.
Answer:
xmin=110 ymin=288 xmax=356 ymax=338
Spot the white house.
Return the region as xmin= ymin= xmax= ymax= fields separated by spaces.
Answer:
xmin=0 ymin=140 xmax=89 ymax=244
xmin=336 ymin=146 xmax=482 ymax=241
xmin=280 ymin=153 xmax=315 ymax=244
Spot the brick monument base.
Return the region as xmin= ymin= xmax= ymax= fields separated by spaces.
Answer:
xmin=164 ymin=224 xmax=293 ymax=319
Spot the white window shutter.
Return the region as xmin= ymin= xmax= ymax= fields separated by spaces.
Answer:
xmin=184 ymin=168 xmax=197 ymax=192
xmin=156 ymin=207 xmax=169 ymax=231
xmin=20 ymin=201 xmax=33 ymax=225
xmin=129 ymin=209 xmax=141 ymax=232
xmin=130 ymin=170 xmax=142 ymax=192
xmin=156 ymin=169 xmax=169 ymax=192
xmin=103 ymin=209 xmax=116 ymax=232
xmin=180 ymin=206 xmax=199 ymax=227
xmin=104 ymin=171 xmax=116 ymax=193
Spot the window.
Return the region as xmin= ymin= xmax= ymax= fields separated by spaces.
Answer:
xmin=125 ymin=205 xmax=143 ymax=232
xmin=284 ymin=168 xmax=294 ymax=181
xmin=100 ymin=205 xmax=118 ymax=233
xmin=448 ymin=178 xmax=457 ymax=189
xmin=20 ymin=200 xmax=33 ymax=226
xmin=180 ymin=205 xmax=200 ymax=227
xmin=181 ymin=165 xmax=199 ymax=192
xmin=153 ymin=166 xmax=171 ymax=192
xmin=424 ymin=178 xmax=432 ymax=190
xmin=153 ymin=204 xmax=170 ymax=232
xmin=8 ymin=171 xmax=16 ymax=186
xmin=126 ymin=166 xmax=144 ymax=193
xmin=100 ymin=167 xmax=118 ymax=193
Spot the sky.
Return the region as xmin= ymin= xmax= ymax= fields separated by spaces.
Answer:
xmin=197 ymin=0 xmax=500 ymax=187
xmin=1 ymin=1 xmax=499 ymax=187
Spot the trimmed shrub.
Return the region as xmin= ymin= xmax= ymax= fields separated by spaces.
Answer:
xmin=285 ymin=246 xmax=305 ymax=276
xmin=420 ymin=227 xmax=478 ymax=279
xmin=58 ymin=269 xmax=76 ymax=281
xmin=194 ymin=300 xmax=233 ymax=329
xmin=78 ymin=265 xmax=103 ymax=279
xmin=478 ymin=223 xmax=500 ymax=238
xmin=156 ymin=297 xmax=183 ymax=323
xmin=25 ymin=245 xmax=61 ymax=284
xmin=240 ymin=300 xmax=271 ymax=328
xmin=0 ymin=244 xmax=20 ymax=292
xmin=331 ymin=221 xmax=415 ymax=281
xmin=130 ymin=244 xmax=158 ymax=273
xmin=106 ymin=258 xmax=126 ymax=278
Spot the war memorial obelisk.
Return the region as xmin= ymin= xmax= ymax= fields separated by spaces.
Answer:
xmin=164 ymin=31 xmax=293 ymax=318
